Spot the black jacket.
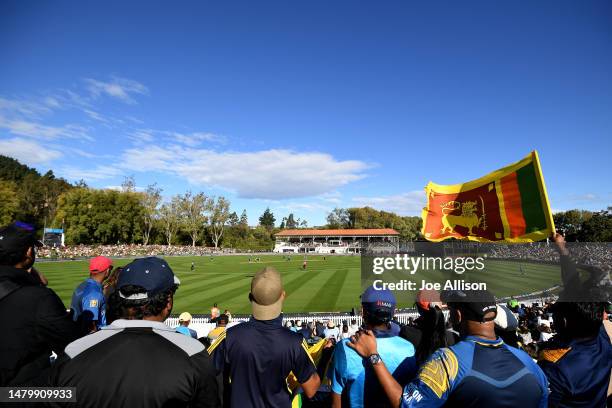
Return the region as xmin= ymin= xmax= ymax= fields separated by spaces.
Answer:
xmin=49 ymin=319 xmax=220 ymax=408
xmin=0 ymin=265 xmax=84 ymax=386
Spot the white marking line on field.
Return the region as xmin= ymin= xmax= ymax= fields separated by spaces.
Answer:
xmin=238 ymin=259 xmax=328 ymax=265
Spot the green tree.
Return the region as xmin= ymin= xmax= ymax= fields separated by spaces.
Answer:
xmin=326 ymin=208 xmax=350 ymax=229
xmin=210 ymin=196 xmax=231 ymax=248
xmin=0 ymin=180 xmax=19 ymax=225
xmin=285 ymin=213 xmax=297 ymax=228
xmin=54 ymin=188 xmax=144 ymax=244
xmin=177 ymin=191 xmax=211 ymax=247
xmin=227 ymin=211 xmax=239 ymax=227
xmin=159 ymin=197 xmax=181 ymax=245
xmin=577 ymin=208 xmax=611 ymax=242
xmin=259 ymin=208 xmax=276 ymax=229
xmin=141 ymin=183 xmax=162 ymax=245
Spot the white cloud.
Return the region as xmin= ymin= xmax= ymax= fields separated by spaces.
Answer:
xmin=0 ymin=97 xmax=52 ymax=118
xmin=104 ymin=185 xmax=145 ymax=192
xmin=119 ymin=145 xmax=369 ymax=199
xmin=0 ymin=137 xmax=63 ymax=164
xmin=58 ymin=165 xmax=123 ymax=182
xmin=0 ymin=116 xmax=91 ymax=141
xmin=352 ymin=191 xmax=425 ymax=215
xmin=84 ymin=77 xmax=148 ymax=104
xmin=128 ymin=128 xmax=225 ymax=146
xmin=168 ymin=131 xmax=225 ymax=146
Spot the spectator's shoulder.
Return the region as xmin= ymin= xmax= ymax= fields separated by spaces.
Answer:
xmin=154 ymin=328 xmax=206 ymax=357
xmin=64 ymin=327 xmax=122 ymax=358
xmin=537 ymin=342 xmax=572 ymax=366
xmin=536 ymin=334 xmax=571 ymax=362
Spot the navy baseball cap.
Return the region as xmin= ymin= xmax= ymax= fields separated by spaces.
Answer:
xmin=443 ymin=289 xmax=498 ymax=323
xmin=117 ymin=257 xmax=181 ymax=300
xmin=361 ymin=285 xmax=396 ymax=320
xmin=0 ymin=222 xmax=43 ymax=259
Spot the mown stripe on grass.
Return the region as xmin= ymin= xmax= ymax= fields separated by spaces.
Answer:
xmin=304 ymin=269 xmax=349 ymax=312
xmin=176 ymin=274 xmax=249 ymax=299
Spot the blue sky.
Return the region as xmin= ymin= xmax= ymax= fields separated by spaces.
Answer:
xmin=1 ymin=1 xmax=610 ymax=226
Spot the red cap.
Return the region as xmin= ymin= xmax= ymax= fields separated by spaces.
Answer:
xmin=89 ymin=256 xmax=113 ymax=273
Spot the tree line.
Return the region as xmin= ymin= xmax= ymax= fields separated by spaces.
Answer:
xmin=0 ymin=155 xmax=609 ymax=246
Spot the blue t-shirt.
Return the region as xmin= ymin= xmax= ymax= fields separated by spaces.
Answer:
xmin=70 ymin=278 xmax=106 ymax=329
xmin=176 ymin=326 xmax=198 ymax=339
xmin=401 ymin=336 xmax=548 ymax=408
xmin=330 ymin=323 xmax=417 ymax=408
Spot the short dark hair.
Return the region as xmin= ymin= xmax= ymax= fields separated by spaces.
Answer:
xmin=363 ymin=309 xmax=391 ymax=326
xmin=108 ymin=284 xmax=177 ymax=320
xmin=552 ymin=301 xmax=605 ymax=337
xmin=0 ymin=245 xmax=31 ymax=266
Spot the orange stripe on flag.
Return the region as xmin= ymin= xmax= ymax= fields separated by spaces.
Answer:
xmin=500 ymin=172 xmax=526 ymax=237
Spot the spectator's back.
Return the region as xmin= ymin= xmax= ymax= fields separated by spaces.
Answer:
xmin=209 ymin=316 xmax=316 ymax=408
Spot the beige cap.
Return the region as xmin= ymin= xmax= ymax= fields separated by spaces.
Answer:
xmin=178 ymin=312 xmax=192 ymax=322
xmin=327 ymin=320 xmax=335 ymax=328
xmin=250 ymin=267 xmax=284 ymax=320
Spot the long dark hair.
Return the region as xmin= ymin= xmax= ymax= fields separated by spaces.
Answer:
xmin=416 ymin=305 xmax=448 ymax=365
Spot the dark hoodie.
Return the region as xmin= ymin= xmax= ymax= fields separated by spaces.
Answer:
xmin=0 ymin=265 xmax=84 ymax=386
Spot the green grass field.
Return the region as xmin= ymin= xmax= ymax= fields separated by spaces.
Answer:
xmin=36 ymin=255 xmax=562 ymax=315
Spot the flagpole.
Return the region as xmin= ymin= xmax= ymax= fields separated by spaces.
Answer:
xmin=532 ymin=150 xmax=556 ymax=236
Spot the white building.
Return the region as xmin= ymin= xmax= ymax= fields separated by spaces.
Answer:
xmin=273 ymin=228 xmax=400 ymax=254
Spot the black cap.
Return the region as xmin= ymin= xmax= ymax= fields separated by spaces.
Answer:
xmin=0 ymin=222 xmax=43 ymax=260
xmin=443 ymin=289 xmax=498 ymax=323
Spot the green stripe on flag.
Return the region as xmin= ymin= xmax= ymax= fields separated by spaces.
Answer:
xmin=516 ymin=162 xmax=547 ymax=233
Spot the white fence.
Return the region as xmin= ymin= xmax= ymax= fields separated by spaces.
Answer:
xmin=166 ymin=312 xmax=422 ymax=338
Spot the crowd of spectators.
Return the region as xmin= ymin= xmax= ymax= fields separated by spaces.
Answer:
xmin=489 ymin=242 xmax=612 ymax=274
xmin=1 ymin=221 xmax=611 ymax=408
xmin=37 ymin=243 xmax=236 ymax=259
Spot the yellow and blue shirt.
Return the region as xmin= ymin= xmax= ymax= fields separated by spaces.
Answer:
xmin=538 ymin=325 xmax=612 ymax=408
xmin=401 ymin=336 xmax=548 ymax=407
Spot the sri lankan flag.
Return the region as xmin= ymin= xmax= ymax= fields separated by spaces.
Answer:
xmin=421 ymin=151 xmax=555 ymax=242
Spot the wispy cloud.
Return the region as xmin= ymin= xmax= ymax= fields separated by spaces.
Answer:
xmin=118 ymin=145 xmax=369 ymax=200
xmin=0 ymin=137 xmax=63 ymax=164
xmin=128 ymin=128 xmax=225 ymax=146
xmin=0 ymin=97 xmax=53 ymax=118
xmin=84 ymin=76 xmax=149 ymax=104
xmin=352 ymin=191 xmax=425 ymax=216
xmin=0 ymin=116 xmax=91 ymax=141
xmin=58 ymin=164 xmax=123 ymax=181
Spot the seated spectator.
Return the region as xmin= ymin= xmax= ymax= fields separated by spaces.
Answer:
xmin=348 ymin=319 xmax=360 ymax=336
xmin=299 ymin=320 xmax=311 ymax=339
xmin=349 ymin=289 xmax=548 ymax=407
xmin=176 ymin=311 xmax=198 ymax=339
xmin=324 ymin=320 xmax=340 ymax=341
xmin=208 ymin=267 xmax=320 ymax=406
xmin=538 ymin=321 xmax=553 ymax=342
xmin=538 ymin=301 xmax=612 ymax=407
xmin=330 ymin=286 xmax=416 ymax=408
xmin=70 ymin=256 xmax=113 ymax=332
xmin=0 ymin=222 xmax=85 ymax=386
xmin=49 ymin=257 xmax=219 ymax=407
xmin=210 ymin=303 xmax=220 ymax=322
xmin=208 ymin=314 xmax=228 ymax=341
xmin=341 ymin=324 xmax=351 ymax=339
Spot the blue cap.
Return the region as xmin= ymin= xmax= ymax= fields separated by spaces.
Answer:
xmin=361 ymin=285 xmax=396 ymax=317
xmin=117 ymin=257 xmax=180 ymax=300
